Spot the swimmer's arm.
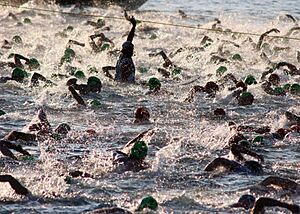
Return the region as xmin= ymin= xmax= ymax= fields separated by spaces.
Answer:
xmin=1 ymin=140 xmax=31 ymax=156
xmin=204 ymin=157 xmax=239 ymax=171
xmin=68 ymin=40 xmax=85 ymax=47
xmin=252 ymin=197 xmax=299 ymax=214
xmin=124 ymin=129 xmax=154 ymax=148
xmin=0 ymin=175 xmax=29 ymax=195
xmin=89 ymin=36 xmax=100 ymax=52
xmin=69 ymin=170 xmax=92 ymax=178
xmin=159 ymin=51 xmax=173 ymax=68
xmin=90 ymin=33 xmax=114 ymax=45
xmin=4 ymin=131 xmax=36 ymax=141
xmin=14 ymin=54 xmax=29 ymax=68
xmin=233 ymin=144 xmax=264 ymax=163
xmin=102 ymin=66 xmax=115 ymax=80
xmin=68 ymin=86 xmax=86 ymax=106
xmin=124 ymin=11 xmax=136 ymax=42
xmin=184 ymin=85 xmax=205 ymax=103
xmin=284 ymin=26 xmax=300 ymax=37
xmin=276 ymin=61 xmax=299 ymax=75
xmin=31 ymin=72 xmax=54 ymax=87
xmin=0 ymin=142 xmax=18 ymax=160
xmin=256 ymin=28 xmax=280 ymax=50
xmin=258 ymin=176 xmax=298 ymax=189
xmin=260 ymin=68 xmax=274 ymax=81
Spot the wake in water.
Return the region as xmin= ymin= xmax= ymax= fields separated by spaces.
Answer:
xmin=0 ymin=1 xmax=300 ymax=213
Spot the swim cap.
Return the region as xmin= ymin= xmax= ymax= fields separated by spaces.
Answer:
xmin=55 ymin=123 xmax=71 ymax=135
xmin=216 ymin=66 xmax=227 ymax=76
xmin=130 ymin=141 xmax=148 ymax=160
xmin=237 ymin=140 xmax=251 ymax=148
xmin=148 ymin=77 xmax=161 ymax=90
xmin=97 ymin=18 xmax=105 ymax=27
xmin=232 ymin=53 xmax=242 ymax=61
xmin=100 ymin=43 xmax=110 ymax=51
xmin=28 ymin=58 xmax=40 ymax=70
xmin=88 ymin=99 xmax=101 ymax=107
xmin=238 ymin=92 xmax=254 ymax=106
xmin=74 ymin=70 xmax=85 ymax=79
xmin=268 ymin=73 xmax=280 ymax=86
xmin=244 ymin=75 xmax=257 ymax=85
xmin=252 ymin=136 xmax=263 ymax=143
xmin=23 ymin=17 xmax=31 ymax=24
xmin=283 ymin=83 xmax=291 ymax=91
xmin=237 ymin=194 xmax=256 ymax=209
xmin=135 ymin=106 xmax=150 ymax=120
xmin=172 ymin=67 xmax=182 ymax=76
xmin=213 ymin=108 xmax=226 ymax=116
xmin=12 ymin=35 xmax=22 ymax=44
xmin=204 ymin=81 xmax=219 ymax=94
xmin=66 ymin=25 xmax=74 ymax=32
xmin=138 ymin=67 xmax=148 ymax=73
xmin=0 ymin=110 xmax=6 ymax=116
xmin=274 ymin=86 xmax=284 ymax=95
xmin=122 ymin=41 xmax=134 ymax=50
xmin=87 ymin=76 xmax=102 ymax=87
xmin=244 ymin=161 xmax=263 ymax=175
xmin=64 ymin=48 xmax=76 ymax=58
xmin=137 ymin=196 xmax=158 ymax=211
xmin=290 ymin=83 xmax=300 ymax=95
xmin=12 ymin=67 xmax=28 ymax=82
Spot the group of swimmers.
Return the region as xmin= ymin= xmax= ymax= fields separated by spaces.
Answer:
xmin=0 ymin=8 xmax=300 ymax=213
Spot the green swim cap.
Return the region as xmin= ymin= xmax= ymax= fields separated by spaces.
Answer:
xmin=232 ymin=53 xmax=242 ymax=61
xmin=23 ymin=17 xmax=31 ymax=24
xmin=12 ymin=67 xmax=28 ymax=81
xmin=74 ymin=70 xmax=85 ymax=79
xmin=130 ymin=141 xmax=148 ymax=160
xmin=66 ymin=25 xmax=74 ymax=32
xmin=138 ymin=67 xmax=148 ymax=74
xmin=100 ymin=43 xmax=110 ymax=51
xmin=28 ymin=58 xmax=40 ymax=70
xmin=244 ymin=75 xmax=257 ymax=85
xmin=87 ymin=76 xmax=101 ymax=87
xmin=290 ymin=83 xmax=300 ymax=95
xmin=216 ymin=66 xmax=227 ymax=76
xmin=88 ymin=99 xmax=101 ymax=107
xmin=12 ymin=35 xmax=22 ymax=44
xmin=240 ymin=92 xmax=253 ymax=99
xmin=148 ymin=77 xmax=161 ymax=90
xmin=0 ymin=110 xmax=6 ymax=116
xmin=97 ymin=19 xmax=105 ymax=27
xmin=21 ymin=155 xmax=35 ymax=161
xmin=137 ymin=196 xmax=158 ymax=211
xmin=283 ymin=83 xmax=291 ymax=91
xmin=172 ymin=67 xmax=182 ymax=76
xmin=253 ymin=136 xmax=263 ymax=143
xmin=149 ymin=33 xmax=157 ymax=40
xmin=238 ymin=140 xmax=251 ymax=148
xmin=274 ymin=86 xmax=284 ymax=95
xmin=64 ymin=48 xmax=76 ymax=58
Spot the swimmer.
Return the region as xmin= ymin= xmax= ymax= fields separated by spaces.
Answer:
xmin=231 ymin=194 xmax=299 ymax=213
xmin=0 ymin=140 xmax=31 ymax=160
xmin=115 ymin=11 xmax=137 ymax=83
xmin=134 ymin=106 xmax=151 ymax=124
xmin=204 ymin=157 xmax=263 ymax=175
xmin=0 ymin=175 xmax=29 ymax=196
xmin=230 ymin=143 xmax=264 ymax=163
xmin=87 ymin=196 xmax=158 ymax=213
xmin=66 ymin=76 xmax=102 ymax=94
xmin=113 ymin=129 xmax=155 ymax=173
xmin=276 ymin=61 xmax=300 ymax=76
xmin=89 ymin=33 xmax=114 ymax=53
xmin=4 ymin=109 xmax=71 ymax=143
xmin=256 ymin=28 xmax=280 ymax=50
xmin=184 ymin=81 xmax=219 ymax=102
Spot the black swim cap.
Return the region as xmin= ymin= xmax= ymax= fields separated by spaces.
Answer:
xmin=122 ymin=41 xmax=134 ymax=50
xmin=244 ymin=161 xmax=263 ymax=175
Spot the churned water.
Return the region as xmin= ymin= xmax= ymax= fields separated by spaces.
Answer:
xmin=0 ymin=0 xmax=300 ymax=213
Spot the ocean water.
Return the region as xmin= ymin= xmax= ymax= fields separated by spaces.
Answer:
xmin=0 ymin=0 xmax=300 ymax=213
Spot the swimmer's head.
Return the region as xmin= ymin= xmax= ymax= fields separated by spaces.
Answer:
xmin=268 ymin=73 xmax=280 ymax=86
xmin=244 ymin=161 xmax=263 ymax=175
xmin=12 ymin=67 xmax=28 ymax=82
xmin=148 ymin=77 xmax=161 ymax=90
xmin=276 ymin=128 xmax=288 ymax=139
xmin=290 ymin=83 xmax=300 ymax=95
xmin=121 ymin=41 xmax=134 ymax=57
xmin=64 ymin=48 xmax=76 ymax=58
xmin=244 ymin=75 xmax=257 ymax=85
xmin=237 ymin=92 xmax=254 ymax=106
xmin=66 ymin=78 xmax=77 ymax=86
xmin=27 ymin=58 xmax=40 ymax=70
xmin=213 ymin=108 xmax=226 ymax=116
xmin=130 ymin=141 xmax=148 ymax=160
xmin=87 ymin=76 xmax=102 ymax=92
xmin=136 ymin=196 xmax=158 ymax=211
xmin=236 ymin=81 xmax=247 ymax=91
xmin=204 ymin=81 xmax=219 ymax=94
xmin=134 ymin=107 xmax=150 ymax=123
xmin=55 ymin=123 xmax=71 ymax=135
xmin=234 ymin=194 xmax=256 ymax=209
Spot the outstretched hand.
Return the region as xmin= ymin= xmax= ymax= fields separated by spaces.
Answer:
xmin=124 ymin=11 xmax=136 ymax=25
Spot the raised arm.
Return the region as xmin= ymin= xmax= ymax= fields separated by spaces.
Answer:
xmin=256 ymin=28 xmax=280 ymax=50
xmin=0 ymin=175 xmax=29 ymax=195
xmin=231 ymin=144 xmax=264 ymax=163
xmin=124 ymin=11 xmax=137 ymax=42
xmin=68 ymin=86 xmax=86 ymax=106
xmin=252 ymin=197 xmax=299 ymax=214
